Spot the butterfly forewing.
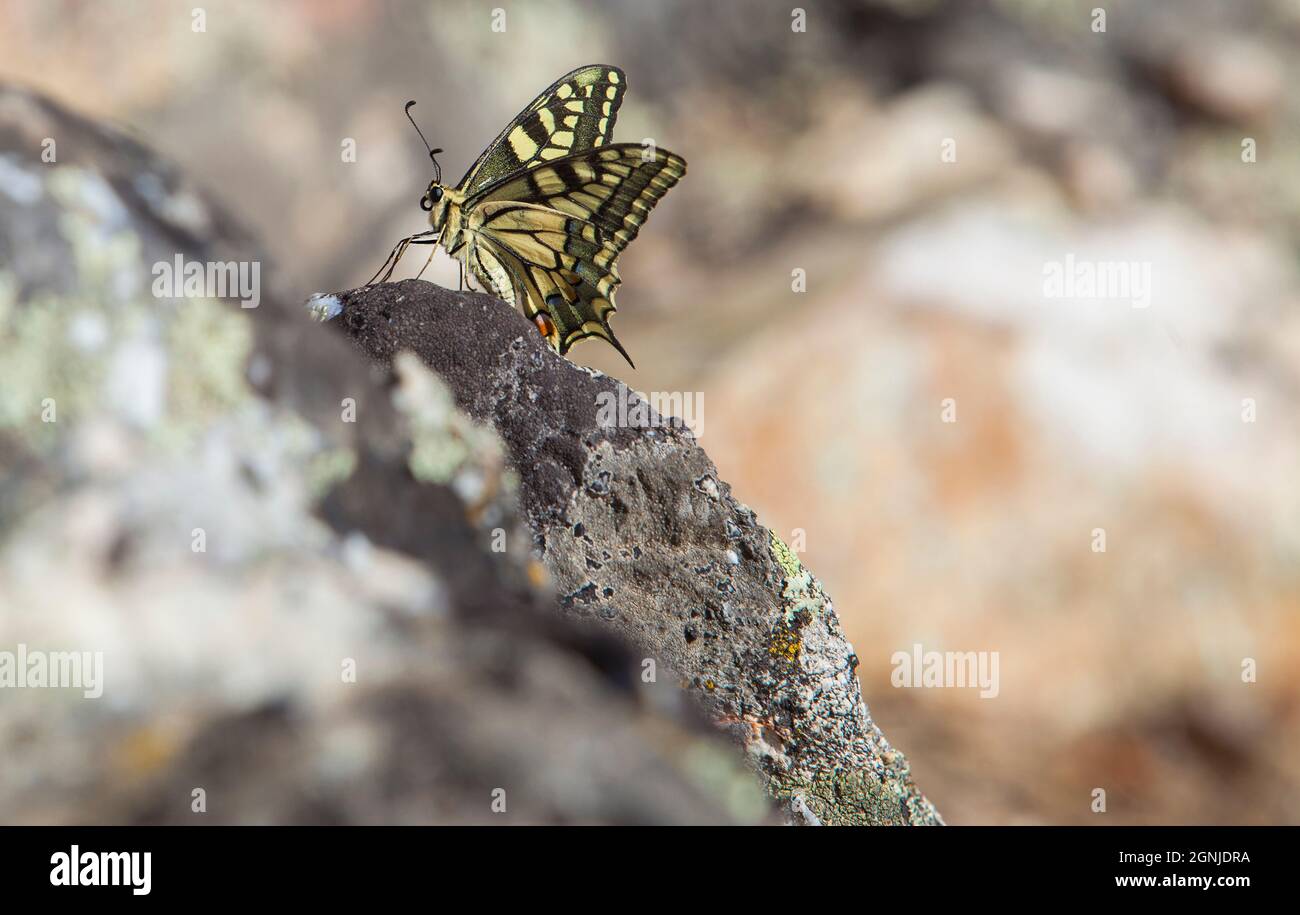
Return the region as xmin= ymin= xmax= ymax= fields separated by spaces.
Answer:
xmin=473 ymin=145 xmax=686 ymax=258
xmin=457 ymin=65 xmax=627 ymax=195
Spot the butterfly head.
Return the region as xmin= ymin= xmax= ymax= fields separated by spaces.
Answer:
xmin=420 ymin=179 xmax=450 ymax=231
xmin=405 ymin=101 xmax=450 ymax=229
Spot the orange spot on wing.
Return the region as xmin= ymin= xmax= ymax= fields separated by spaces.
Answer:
xmin=534 ymin=312 xmax=556 ymax=339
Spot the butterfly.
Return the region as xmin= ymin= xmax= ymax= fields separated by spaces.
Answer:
xmin=368 ymin=65 xmax=687 ymax=369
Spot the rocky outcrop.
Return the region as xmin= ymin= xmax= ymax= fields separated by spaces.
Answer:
xmin=323 ymin=280 xmax=941 ymax=825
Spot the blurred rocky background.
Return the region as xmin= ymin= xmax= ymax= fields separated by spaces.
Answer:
xmin=2 ymin=0 xmax=1299 ymax=823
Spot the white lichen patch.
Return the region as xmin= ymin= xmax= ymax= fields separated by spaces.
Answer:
xmin=66 ymin=310 xmax=110 ymax=352
xmin=106 ymin=330 xmax=168 ymax=428
xmin=782 ymin=568 xmax=817 ymax=606
xmin=132 ymin=172 xmax=213 ymax=238
xmin=0 ymin=153 xmax=43 ymax=205
xmin=48 ymin=166 xmax=142 ymax=302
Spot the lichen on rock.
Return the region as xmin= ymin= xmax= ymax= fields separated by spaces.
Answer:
xmin=327 ymin=278 xmax=943 ymax=826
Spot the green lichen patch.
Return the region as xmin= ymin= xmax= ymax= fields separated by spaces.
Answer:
xmin=305 ymin=446 xmax=358 ymax=498
xmin=769 ymin=529 xmax=803 ymax=580
xmin=769 ymin=529 xmax=826 ymax=622
xmin=681 ymin=740 xmax=773 ymax=825
xmin=391 ymin=352 xmax=516 ymax=515
xmin=0 ymin=289 xmax=98 ymax=447
xmin=771 ymin=767 xmax=914 ymax=826
xmin=161 ymin=294 xmax=255 ymax=442
xmin=1 ymin=164 xmax=257 ymax=455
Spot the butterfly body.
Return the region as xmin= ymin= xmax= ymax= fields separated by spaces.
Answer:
xmin=383 ymin=65 xmax=685 ymax=368
xmin=422 ymin=183 xmax=467 ymax=257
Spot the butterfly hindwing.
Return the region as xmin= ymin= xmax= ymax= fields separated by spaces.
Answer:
xmin=475 ymin=201 xmax=618 ymax=295
xmin=465 ymin=145 xmax=685 ymax=364
xmin=457 ymin=65 xmax=627 ymax=195
xmin=471 ymin=202 xmax=632 ymax=362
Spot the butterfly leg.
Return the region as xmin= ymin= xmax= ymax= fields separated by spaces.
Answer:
xmin=413 ymin=241 xmax=438 ymax=281
xmin=368 ymin=240 xmax=405 ymax=285
xmin=366 ymin=230 xmax=437 ymax=286
xmin=366 ymin=237 xmax=411 ymax=286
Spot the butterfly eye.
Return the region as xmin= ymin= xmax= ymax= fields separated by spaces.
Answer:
xmin=431 ymin=186 xmax=444 ymax=202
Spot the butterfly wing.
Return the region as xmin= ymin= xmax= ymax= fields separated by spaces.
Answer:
xmin=465 ymin=144 xmax=686 ymax=365
xmin=456 ymin=65 xmax=627 ymax=196
xmin=470 ymin=201 xmax=629 ymax=363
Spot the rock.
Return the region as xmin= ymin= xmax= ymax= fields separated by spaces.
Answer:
xmin=0 ymin=83 xmax=769 ymax=825
xmin=1163 ymin=36 xmax=1284 ymax=125
xmin=324 ymin=279 xmax=942 ymax=825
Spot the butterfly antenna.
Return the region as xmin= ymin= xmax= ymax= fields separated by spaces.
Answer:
xmin=404 ymin=100 xmax=442 ymax=183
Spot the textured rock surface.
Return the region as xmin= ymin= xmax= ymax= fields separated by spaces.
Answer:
xmin=327 ymin=280 xmax=942 ymax=825
xmin=0 ymin=83 xmax=769 ymax=825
